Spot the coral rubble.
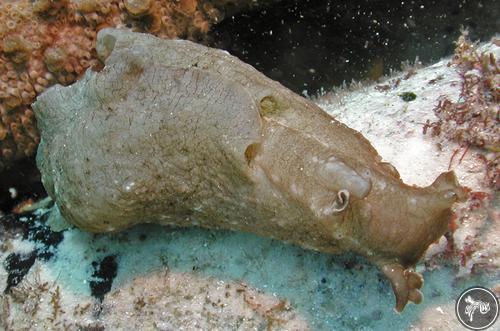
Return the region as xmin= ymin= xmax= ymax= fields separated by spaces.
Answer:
xmin=424 ymin=32 xmax=499 ymax=190
xmin=0 ymin=0 xmax=226 ymax=172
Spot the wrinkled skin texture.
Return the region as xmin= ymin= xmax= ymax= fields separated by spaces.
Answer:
xmin=33 ymin=29 xmax=466 ymax=312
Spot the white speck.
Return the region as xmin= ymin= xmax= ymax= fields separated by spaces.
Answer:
xmin=8 ymin=187 xmax=17 ymax=198
xmin=123 ymin=181 xmax=135 ymax=192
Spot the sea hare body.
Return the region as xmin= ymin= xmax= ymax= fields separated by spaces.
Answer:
xmin=33 ymin=29 xmax=466 ymax=312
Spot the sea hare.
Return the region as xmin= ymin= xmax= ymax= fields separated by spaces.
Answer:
xmin=33 ymin=28 xmax=466 ymax=312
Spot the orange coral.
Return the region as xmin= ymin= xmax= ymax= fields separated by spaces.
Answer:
xmin=0 ymin=0 xmax=222 ymax=171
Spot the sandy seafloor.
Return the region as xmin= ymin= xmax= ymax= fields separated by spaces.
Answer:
xmin=0 ymin=42 xmax=498 ymax=330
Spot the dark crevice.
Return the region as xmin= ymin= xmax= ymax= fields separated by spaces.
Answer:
xmin=89 ymin=255 xmax=118 ymax=301
xmin=4 ymin=251 xmax=37 ymax=292
xmin=1 ymin=211 xmax=65 ymax=292
xmin=0 ymin=157 xmax=45 ymax=214
xmin=1 ymin=212 xmax=64 ymax=254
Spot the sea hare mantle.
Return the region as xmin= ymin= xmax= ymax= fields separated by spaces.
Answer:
xmin=32 ymin=28 xmax=466 ymax=312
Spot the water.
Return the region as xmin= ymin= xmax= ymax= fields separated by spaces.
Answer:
xmin=209 ymin=0 xmax=499 ymax=95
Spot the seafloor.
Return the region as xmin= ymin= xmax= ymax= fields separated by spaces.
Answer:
xmin=0 ymin=41 xmax=498 ymax=330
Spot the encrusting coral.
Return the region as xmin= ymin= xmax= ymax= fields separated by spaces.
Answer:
xmin=0 ymin=0 xmax=225 ymax=172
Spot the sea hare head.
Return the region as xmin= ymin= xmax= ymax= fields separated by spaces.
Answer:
xmin=353 ymin=170 xmax=466 ymax=267
xmin=327 ymin=169 xmax=467 ymax=312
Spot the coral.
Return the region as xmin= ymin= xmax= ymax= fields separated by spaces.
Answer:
xmin=0 ymin=0 xmax=223 ymax=171
xmin=424 ymin=32 xmax=499 ymax=189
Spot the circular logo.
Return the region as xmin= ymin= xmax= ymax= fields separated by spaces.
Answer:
xmin=455 ymin=286 xmax=499 ymax=330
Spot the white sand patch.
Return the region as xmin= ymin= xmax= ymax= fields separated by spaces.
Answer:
xmin=316 ymin=55 xmax=485 ymax=188
xmin=1 ymin=263 xmax=309 ymax=330
xmin=102 ymin=270 xmax=309 ymax=330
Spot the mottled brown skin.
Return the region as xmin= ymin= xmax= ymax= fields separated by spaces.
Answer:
xmin=33 ymin=29 xmax=466 ymax=312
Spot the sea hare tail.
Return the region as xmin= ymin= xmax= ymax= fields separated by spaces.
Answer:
xmin=380 ymin=263 xmax=424 ymax=312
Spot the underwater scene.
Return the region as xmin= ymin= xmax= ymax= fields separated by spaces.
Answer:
xmin=0 ymin=0 xmax=499 ymax=330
